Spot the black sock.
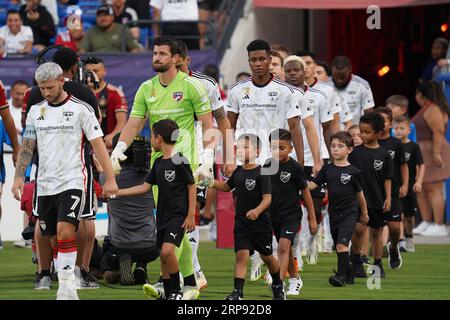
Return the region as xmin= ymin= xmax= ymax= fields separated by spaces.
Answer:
xmin=41 ymin=269 xmax=50 ymax=276
xmin=234 ymin=278 xmax=245 ymax=293
xmin=162 ymin=278 xmax=171 ymax=297
xmin=337 ymin=252 xmax=349 ymax=277
xmin=374 ymin=258 xmax=382 ymax=266
xmin=405 ymin=233 xmax=413 ymax=239
xmin=170 ymin=271 xmax=181 ymax=292
xmin=351 ymin=252 xmax=361 ymax=263
xmin=270 ymin=270 xmax=282 ymax=286
xmin=399 ymin=238 xmax=404 ymax=242
xmin=183 ymin=273 xmax=197 ymax=287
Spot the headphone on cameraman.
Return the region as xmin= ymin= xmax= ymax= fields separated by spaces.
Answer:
xmin=34 ymin=45 xmax=67 ymax=66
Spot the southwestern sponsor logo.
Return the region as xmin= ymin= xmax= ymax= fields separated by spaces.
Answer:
xmin=241 ymin=103 xmax=277 ymax=110
xmin=36 ymin=125 xmax=74 ymax=132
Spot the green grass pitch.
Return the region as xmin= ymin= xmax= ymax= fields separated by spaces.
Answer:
xmin=1 ymin=241 xmax=449 ymax=300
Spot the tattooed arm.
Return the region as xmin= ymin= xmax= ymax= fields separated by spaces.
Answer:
xmin=12 ymin=134 xmax=36 ymax=201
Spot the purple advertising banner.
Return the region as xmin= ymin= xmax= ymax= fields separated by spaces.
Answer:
xmin=0 ymin=49 xmax=218 ymax=108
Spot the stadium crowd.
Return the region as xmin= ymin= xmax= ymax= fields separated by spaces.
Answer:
xmin=0 ymin=0 xmax=450 ymax=302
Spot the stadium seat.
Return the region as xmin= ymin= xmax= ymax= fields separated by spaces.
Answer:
xmin=139 ymin=27 xmax=149 ymax=50
xmin=77 ymin=2 xmax=100 ymax=25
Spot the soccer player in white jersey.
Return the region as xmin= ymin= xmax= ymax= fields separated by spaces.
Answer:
xmin=329 ymin=56 xmax=375 ymax=124
xmin=284 ymin=55 xmax=333 ymax=266
xmin=12 ymin=62 xmax=118 ymax=300
xmin=227 ymin=39 xmax=305 ymax=283
xmin=270 ymin=50 xmax=285 ymax=81
xmin=176 ymin=40 xmax=235 ymax=291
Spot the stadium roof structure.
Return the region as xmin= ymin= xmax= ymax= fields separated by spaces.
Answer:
xmin=254 ymin=0 xmax=450 ymax=9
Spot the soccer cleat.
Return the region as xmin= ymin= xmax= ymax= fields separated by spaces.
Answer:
xmin=225 ymin=289 xmax=243 ymax=300
xmin=182 ymin=286 xmax=200 ymax=300
xmin=143 ymin=284 xmax=164 ymax=300
xmin=413 ymin=221 xmax=431 ymax=235
xmin=286 ymin=276 xmax=303 ymax=295
xmin=399 ymin=240 xmax=407 ymax=253
xmin=79 ymin=267 xmax=99 ymax=289
xmin=271 ymin=284 xmax=286 ymax=300
xmin=263 ymin=270 xmax=272 ymax=286
xmin=195 ymin=270 xmax=208 ymax=291
xmin=350 ymin=254 xmax=366 ymax=278
xmin=329 ymin=274 xmax=346 ymax=287
xmin=361 ymin=255 xmax=370 ymax=265
xmin=14 ymin=239 xmax=32 ymax=248
xmin=133 ymin=267 xmax=148 ymax=285
xmin=34 ymin=275 xmax=52 ymax=290
xmin=405 ymin=238 xmax=415 ymax=253
xmin=250 ymin=261 xmax=263 ymax=282
xmin=168 ymin=291 xmax=184 ymax=300
xmin=387 ymin=245 xmax=403 ymax=270
xmin=57 ymin=268 xmax=79 ymax=300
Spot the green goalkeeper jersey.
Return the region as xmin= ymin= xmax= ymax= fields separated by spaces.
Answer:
xmin=131 ymin=71 xmax=211 ymax=167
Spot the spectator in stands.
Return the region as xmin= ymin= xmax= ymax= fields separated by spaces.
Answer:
xmin=80 ymin=5 xmax=141 ymax=53
xmin=83 ymin=56 xmax=128 ymax=150
xmin=197 ymin=0 xmax=222 ymax=49
xmin=19 ymin=0 xmax=56 ymax=52
xmin=422 ymin=37 xmax=448 ymax=81
xmin=270 ymin=43 xmax=290 ymax=60
xmin=0 ymin=10 xmax=33 ymax=57
xmin=150 ymin=0 xmax=201 ymax=50
xmin=101 ymin=133 xmax=158 ymax=285
xmin=41 ymin=0 xmax=59 ymax=26
xmin=112 ymin=0 xmax=140 ymax=40
xmin=412 ymin=81 xmax=450 ymax=237
xmin=235 ymin=71 xmax=251 ymax=82
xmin=126 ymin=0 xmax=151 ymax=20
xmin=55 ymin=15 xmax=84 ymax=52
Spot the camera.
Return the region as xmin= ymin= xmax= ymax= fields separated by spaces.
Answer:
xmin=132 ymin=136 xmax=152 ymax=174
xmin=74 ymin=59 xmax=100 ymax=90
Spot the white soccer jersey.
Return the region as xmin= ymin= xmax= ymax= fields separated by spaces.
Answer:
xmin=328 ymin=74 xmax=374 ymax=124
xmin=25 ymin=96 xmax=103 ymax=196
xmin=302 ymin=86 xmax=334 ymax=166
xmin=227 ymin=76 xmax=303 ymax=162
xmin=191 ymin=70 xmax=224 ymax=161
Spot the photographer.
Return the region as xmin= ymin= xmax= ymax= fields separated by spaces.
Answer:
xmin=101 ymin=133 xmax=158 ymax=286
xmin=83 ymin=56 xmax=128 ymax=150
xmin=24 ymin=46 xmax=102 ymax=290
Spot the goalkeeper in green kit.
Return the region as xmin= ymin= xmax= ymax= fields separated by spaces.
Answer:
xmin=110 ymin=36 xmax=217 ymax=300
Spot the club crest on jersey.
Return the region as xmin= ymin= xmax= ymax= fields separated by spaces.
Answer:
xmin=173 ymin=91 xmax=183 ymax=102
xmin=405 ymin=152 xmax=411 ymax=162
xmin=388 ymin=150 xmax=395 ymax=159
xmin=374 ymin=160 xmax=383 ymax=171
xmin=63 ymin=111 xmax=74 ymax=121
xmin=148 ymin=88 xmax=157 ymax=102
xmin=243 ymin=87 xmax=250 ymax=99
xmin=268 ymin=91 xmax=278 ymax=99
xmin=341 ymin=173 xmax=351 ymax=184
xmin=37 ymin=107 xmax=46 ymax=120
xmin=245 ymin=179 xmax=256 ymax=191
xmin=280 ymin=172 xmax=291 ymax=183
xmin=165 ymin=170 xmax=176 ymax=182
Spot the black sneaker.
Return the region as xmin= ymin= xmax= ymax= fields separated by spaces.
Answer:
xmin=225 ymin=289 xmax=243 ymax=300
xmin=345 ymin=265 xmax=355 ymax=285
xmin=388 ymin=245 xmax=403 ymax=270
xmin=329 ymin=274 xmax=346 ymax=287
xmin=350 ymin=253 xmax=366 ymax=278
xmin=133 ymin=267 xmax=148 ymax=284
xmin=271 ymin=284 xmax=285 ymax=300
xmin=361 ymin=255 xmax=370 ymax=265
xmin=168 ymin=291 xmax=183 ymax=300
xmin=80 ymin=267 xmax=100 ymax=289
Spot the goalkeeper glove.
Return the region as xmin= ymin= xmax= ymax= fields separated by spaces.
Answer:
xmin=110 ymin=141 xmax=128 ymax=176
xmin=194 ymin=148 xmax=214 ymax=187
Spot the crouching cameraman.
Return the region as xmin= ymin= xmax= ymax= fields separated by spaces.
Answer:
xmin=100 ymin=133 xmax=158 ymax=285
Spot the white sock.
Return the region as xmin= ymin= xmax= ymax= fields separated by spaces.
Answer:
xmin=190 ymin=226 xmax=201 ymax=273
